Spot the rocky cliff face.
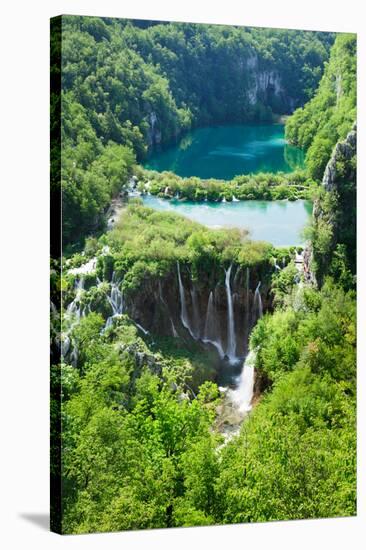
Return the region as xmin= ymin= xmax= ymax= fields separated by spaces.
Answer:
xmin=322 ymin=123 xmax=357 ymax=192
xmin=310 ymin=123 xmax=357 ymax=285
xmin=246 ymin=55 xmax=287 ymax=109
xmin=124 ymin=262 xmax=274 ymax=360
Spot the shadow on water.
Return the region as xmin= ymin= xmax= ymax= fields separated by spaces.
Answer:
xmin=19 ymin=513 xmax=50 ymax=531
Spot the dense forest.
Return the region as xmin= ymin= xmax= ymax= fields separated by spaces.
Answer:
xmin=52 ymin=16 xmax=336 ymax=245
xmin=51 ymin=16 xmax=356 ymax=534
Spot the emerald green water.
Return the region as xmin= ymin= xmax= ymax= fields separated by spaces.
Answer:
xmin=141 ymin=195 xmax=312 ymax=247
xmin=145 ymin=124 xmax=304 ymax=180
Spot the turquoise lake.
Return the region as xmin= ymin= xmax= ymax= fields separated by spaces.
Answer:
xmin=141 ymin=195 xmax=313 ymax=247
xmin=145 ymin=124 xmax=305 ymax=180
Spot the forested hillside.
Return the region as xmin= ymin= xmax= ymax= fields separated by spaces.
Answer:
xmin=51 ymin=16 xmax=356 ymax=534
xmin=52 ymin=16 xmax=335 ymax=246
xmin=285 ymin=34 xmax=356 ymax=179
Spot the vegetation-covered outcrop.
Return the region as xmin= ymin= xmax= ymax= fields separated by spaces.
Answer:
xmin=308 ymin=124 xmax=356 ymax=288
xmin=139 ymin=167 xmax=316 ymax=202
xmin=285 ymin=33 xmax=356 ymax=179
xmin=52 ymin=16 xmax=336 ymax=247
xmin=52 ymin=16 xmax=357 ymax=534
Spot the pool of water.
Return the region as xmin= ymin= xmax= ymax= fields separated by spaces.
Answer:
xmin=144 ymin=124 xmax=305 ymax=180
xmin=141 ymin=195 xmax=312 ymax=247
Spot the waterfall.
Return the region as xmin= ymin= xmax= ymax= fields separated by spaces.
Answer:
xmin=170 ymin=318 xmax=178 ymax=338
xmin=135 ymin=322 xmax=149 ymax=335
xmin=253 ymin=281 xmax=263 ymax=320
xmin=190 ymin=286 xmax=200 ymax=338
xmin=62 ymin=276 xmax=85 ymax=361
xmin=246 ymin=268 xmax=250 ymax=318
xmin=203 ymin=291 xmax=225 ymax=358
xmin=204 ymin=291 xmax=214 ymax=340
xmin=66 ymin=276 xmax=85 ymax=322
xmin=229 ymin=349 xmax=256 ymax=412
xmin=105 ymin=272 xmax=123 ymax=329
xmin=177 ymin=262 xmax=195 ymax=339
xmin=225 ymin=264 xmax=236 ymax=361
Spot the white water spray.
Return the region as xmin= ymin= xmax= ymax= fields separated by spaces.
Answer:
xmin=177 ymin=262 xmax=195 ymax=339
xmin=105 ymin=272 xmax=123 ymax=328
xmin=190 ymin=286 xmax=200 ymax=338
xmin=202 ymin=291 xmax=225 ymax=358
xmin=225 ymin=264 xmax=236 ymax=361
xmin=229 ymin=349 xmax=256 ymax=412
xmin=253 ymin=281 xmax=263 ymax=320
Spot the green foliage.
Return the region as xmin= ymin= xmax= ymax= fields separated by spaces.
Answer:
xmin=142 ymin=168 xmax=316 ymax=202
xmin=271 ymin=261 xmax=299 ymax=306
xmin=53 ymin=17 xmax=356 ymax=533
xmin=100 ymin=202 xmax=273 ymax=295
xmin=286 ymin=34 xmax=356 ymax=180
xmin=58 ymin=16 xmax=335 ymax=247
xmin=251 ymin=280 xmax=356 ymax=384
xmin=217 ymin=366 xmax=355 ymax=522
xmin=310 ymin=129 xmax=356 ymax=287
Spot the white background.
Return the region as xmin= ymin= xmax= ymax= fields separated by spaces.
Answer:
xmin=0 ymin=0 xmax=365 ymax=548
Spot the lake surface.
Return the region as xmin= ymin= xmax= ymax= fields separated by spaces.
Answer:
xmin=145 ymin=124 xmax=305 ymax=180
xmin=141 ymin=195 xmax=312 ymax=247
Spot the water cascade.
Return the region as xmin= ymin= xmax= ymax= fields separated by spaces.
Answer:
xmin=170 ymin=318 xmax=179 ymax=338
xmin=105 ymin=272 xmax=123 ymax=328
xmin=225 ymin=264 xmax=236 ymax=362
xmin=65 ymin=276 xmax=85 ymax=322
xmin=229 ymin=349 xmax=256 ymax=412
xmin=203 ymin=291 xmax=225 ymax=358
xmin=253 ymin=281 xmax=263 ymax=321
xmin=190 ymin=286 xmax=200 ymax=339
xmin=135 ymin=322 xmax=149 ymax=335
xmin=62 ymin=276 xmax=86 ymax=363
xmin=177 ymin=262 xmax=195 ymax=339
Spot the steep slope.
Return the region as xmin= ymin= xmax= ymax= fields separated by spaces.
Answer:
xmin=286 ymin=33 xmax=356 ymax=179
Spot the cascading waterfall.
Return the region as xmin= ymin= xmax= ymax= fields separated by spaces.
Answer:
xmin=177 ymin=261 xmax=195 ymax=339
xmin=203 ymin=291 xmax=214 ymax=340
xmin=135 ymin=322 xmax=149 ymax=335
xmin=203 ymin=291 xmax=225 ymax=358
xmin=106 ymin=278 xmax=123 ymax=328
xmin=190 ymin=286 xmax=200 ymax=339
xmin=62 ymin=276 xmax=86 ymax=362
xmin=246 ymin=268 xmax=250 ymax=323
xmin=225 ymin=264 xmax=236 ymax=361
xmin=170 ymin=318 xmax=178 ymax=338
xmin=229 ymin=349 xmax=256 ymax=412
xmin=158 ymin=280 xmax=178 ymax=338
xmin=65 ymin=276 xmax=85 ymax=322
xmin=253 ymin=281 xmax=263 ymax=320
xmin=105 ymin=272 xmax=124 ymax=328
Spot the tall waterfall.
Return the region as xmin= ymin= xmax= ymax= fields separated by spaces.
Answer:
xmin=65 ymin=276 xmax=85 ymax=322
xmin=190 ymin=286 xmax=200 ymax=338
xmin=105 ymin=272 xmax=123 ymax=328
xmin=230 ymin=349 xmax=256 ymax=412
xmin=177 ymin=262 xmax=195 ymax=339
xmin=253 ymin=281 xmax=263 ymax=320
xmin=245 ymin=267 xmax=250 ymax=343
xmin=62 ymin=276 xmax=86 ymax=365
xmin=203 ymin=291 xmax=225 ymax=358
xmin=225 ymin=264 xmax=236 ymax=361
xmin=204 ymin=291 xmax=214 ymax=340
